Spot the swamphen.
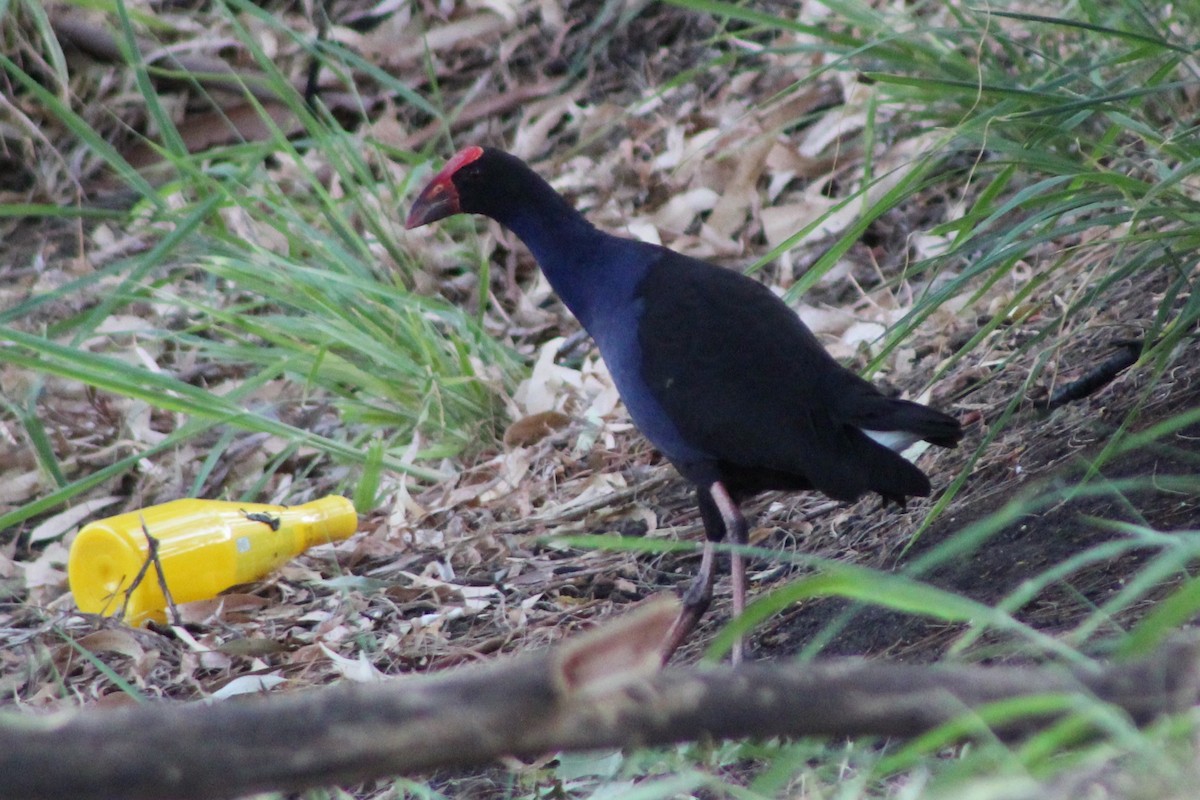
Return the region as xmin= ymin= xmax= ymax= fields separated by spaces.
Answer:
xmin=407 ymin=146 xmax=962 ymax=662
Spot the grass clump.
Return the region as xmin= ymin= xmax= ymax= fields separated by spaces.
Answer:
xmin=1 ymin=0 xmax=521 ymax=526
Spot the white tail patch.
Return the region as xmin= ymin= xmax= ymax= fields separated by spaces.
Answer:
xmin=862 ymin=429 xmax=921 ymax=452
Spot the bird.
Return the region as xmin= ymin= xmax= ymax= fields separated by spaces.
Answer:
xmin=406 ymin=146 xmax=962 ymax=663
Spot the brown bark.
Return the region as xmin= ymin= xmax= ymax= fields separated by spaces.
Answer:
xmin=1 ymin=599 xmax=1197 ymax=800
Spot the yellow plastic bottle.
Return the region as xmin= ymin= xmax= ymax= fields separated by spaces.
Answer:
xmin=68 ymin=496 xmax=357 ymax=624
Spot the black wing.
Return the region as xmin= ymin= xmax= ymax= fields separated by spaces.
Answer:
xmin=635 ymin=250 xmax=957 ymax=502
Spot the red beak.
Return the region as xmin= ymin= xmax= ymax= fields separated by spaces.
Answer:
xmin=405 ymin=176 xmax=459 ymax=229
xmin=405 ymin=146 xmax=485 ymax=229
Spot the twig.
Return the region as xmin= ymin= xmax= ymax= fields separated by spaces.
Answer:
xmin=398 ymin=80 xmax=567 ymax=151
xmin=490 ymin=472 xmax=675 ymax=534
xmin=1044 ymin=340 xmax=1143 ymax=410
xmin=115 ymin=517 xmax=180 ymax=625
xmin=303 ymin=0 xmax=330 ymax=110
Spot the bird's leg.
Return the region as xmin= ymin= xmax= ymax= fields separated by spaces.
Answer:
xmin=659 ymin=539 xmax=715 ymax=665
xmin=708 ymin=481 xmax=749 ymax=665
xmin=659 ymin=481 xmax=749 ymax=665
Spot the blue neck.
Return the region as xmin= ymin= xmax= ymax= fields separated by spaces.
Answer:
xmin=468 ymin=152 xmax=695 ymax=463
xmin=502 ymin=202 xmax=598 ymax=285
xmin=493 ymin=194 xmax=643 ymax=329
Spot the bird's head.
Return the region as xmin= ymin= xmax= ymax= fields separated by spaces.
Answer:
xmin=406 ymin=146 xmax=585 ymax=246
xmin=409 ymin=145 xmax=533 ymax=228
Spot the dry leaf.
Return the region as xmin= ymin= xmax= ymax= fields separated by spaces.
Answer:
xmin=513 ymin=338 xmax=583 ymax=416
xmin=76 ymin=629 xmax=146 ymax=660
xmin=706 ymin=135 xmax=773 ymax=239
xmin=211 ymin=674 xmax=287 ymax=698
xmin=503 ymin=410 xmax=572 ymax=447
xmin=29 ymin=495 xmax=123 ymax=544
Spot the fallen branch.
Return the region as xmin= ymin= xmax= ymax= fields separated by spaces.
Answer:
xmin=51 ymin=10 xmax=308 ymax=104
xmin=2 ymin=599 xmax=1198 ymax=800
